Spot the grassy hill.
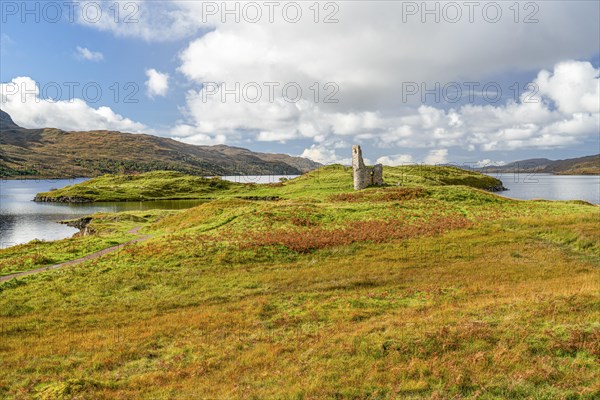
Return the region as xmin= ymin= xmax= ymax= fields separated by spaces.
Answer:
xmin=0 ymin=110 xmax=320 ymax=178
xmin=550 ymin=155 xmax=600 ymax=175
xmin=33 ymin=165 xmax=506 ymax=203
xmin=1 ymin=164 xmax=598 ymax=398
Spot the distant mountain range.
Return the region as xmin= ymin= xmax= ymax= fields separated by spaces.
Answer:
xmin=477 ymin=155 xmax=599 ymax=175
xmin=0 ymin=110 xmax=321 ymax=178
xmin=2 ymin=109 xmax=596 ymax=178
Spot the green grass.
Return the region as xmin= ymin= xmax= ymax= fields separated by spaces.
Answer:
xmin=34 ymin=171 xmax=234 ymax=202
xmin=1 ymin=166 xmax=598 ymax=399
xmin=0 ymin=210 xmax=169 ymax=276
xmin=34 ymin=165 xmax=505 ymax=202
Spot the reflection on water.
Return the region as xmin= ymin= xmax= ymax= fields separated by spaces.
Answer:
xmin=0 ymin=179 xmax=206 ymax=248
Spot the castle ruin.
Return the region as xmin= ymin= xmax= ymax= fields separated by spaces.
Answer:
xmin=352 ymin=145 xmax=384 ymax=190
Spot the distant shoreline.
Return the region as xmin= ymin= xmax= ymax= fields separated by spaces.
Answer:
xmin=2 ymin=171 xmax=599 ymax=181
xmin=1 ymin=176 xmax=90 ymax=181
xmin=480 ymin=171 xmax=599 ymax=176
xmin=479 ymin=169 xmax=599 ymax=175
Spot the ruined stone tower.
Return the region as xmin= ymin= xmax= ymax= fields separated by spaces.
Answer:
xmin=352 ymin=145 xmax=384 ymax=190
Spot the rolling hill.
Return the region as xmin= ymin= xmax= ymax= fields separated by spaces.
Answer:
xmin=0 ymin=110 xmax=321 ymax=178
xmin=1 ymin=162 xmax=598 ymax=398
xmin=479 ymin=154 xmax=599 ymax=175
xmin=33 ymin=165 xmax=506 ymax=203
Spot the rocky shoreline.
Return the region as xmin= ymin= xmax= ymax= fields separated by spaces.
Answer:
xmin=33 ymin=195 xmax=94 ymax=203
xmin=60 ymin=217 xmax=94 ymax=236
xmin=488 ymin=184 xmax=508 ymax=192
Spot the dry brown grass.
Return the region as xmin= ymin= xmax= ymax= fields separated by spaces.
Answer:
xmin=330 ymin=187 xmax=429 ymax=202
xmin=244 ymin=215 xmax=472 ymax=253
xmin=0 ymin=198 xmax=598 ymax=399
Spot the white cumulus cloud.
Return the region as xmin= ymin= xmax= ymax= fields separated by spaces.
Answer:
xmin=145 ymin=69 xmax=170 ymax=98
xmin=424 ymin=149 xmax=449 ymax=165
xmin=376 ymin=154 xmax=414 ymax=166
xmin=173 ymin=60 xmax=599 ymax=153
xmin=75 ymin=46 xmax=104 ymax=62
xmin=75 ymin=0 xmax=205 ymax=42
xmin=474 ymin=159 xmax=506 ymax=168
xmin=0 ymin=76 xmax=146 ymax=132
xmin=51 ymin=2 xmax=600 ymax=156
xmin=300 ymin=144 xmax=350 ymax=165
xmin=535 ymin=60 xmax=600 ymax=114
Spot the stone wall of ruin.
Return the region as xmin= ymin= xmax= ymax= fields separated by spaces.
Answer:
xmin=352 ymin=145 xmax=384 ymax=190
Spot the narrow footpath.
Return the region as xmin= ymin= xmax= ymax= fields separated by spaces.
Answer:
xmin=0 ymin=227 xmax=151 ymax=283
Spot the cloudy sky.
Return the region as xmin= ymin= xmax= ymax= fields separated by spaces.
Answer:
xmin=1 ymin=0 xmax=598 ymax=166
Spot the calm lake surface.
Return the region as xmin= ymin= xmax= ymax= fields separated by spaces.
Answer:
xmin=0 ymin=173 xmax=597 ymax=248
xmin=0 ymin=179 xmax=206 ymax=248
xmin=489 ymin=173 xmax=599 ymax=204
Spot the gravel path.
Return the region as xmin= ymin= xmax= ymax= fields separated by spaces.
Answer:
xmin=0 ymin=227 xmax=151 ymax=283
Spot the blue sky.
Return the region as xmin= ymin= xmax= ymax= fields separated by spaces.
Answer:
xmin=1 ymin=12 xmax=185 ymax=129
xmin=1 ymin=1 xmax=599 ymax=166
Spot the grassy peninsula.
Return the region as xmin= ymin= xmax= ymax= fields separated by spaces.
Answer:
xmin=33 ymin=165 xmax=506 ymax=203
xmin=0 ymin=166 xmax=598 ymax=399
